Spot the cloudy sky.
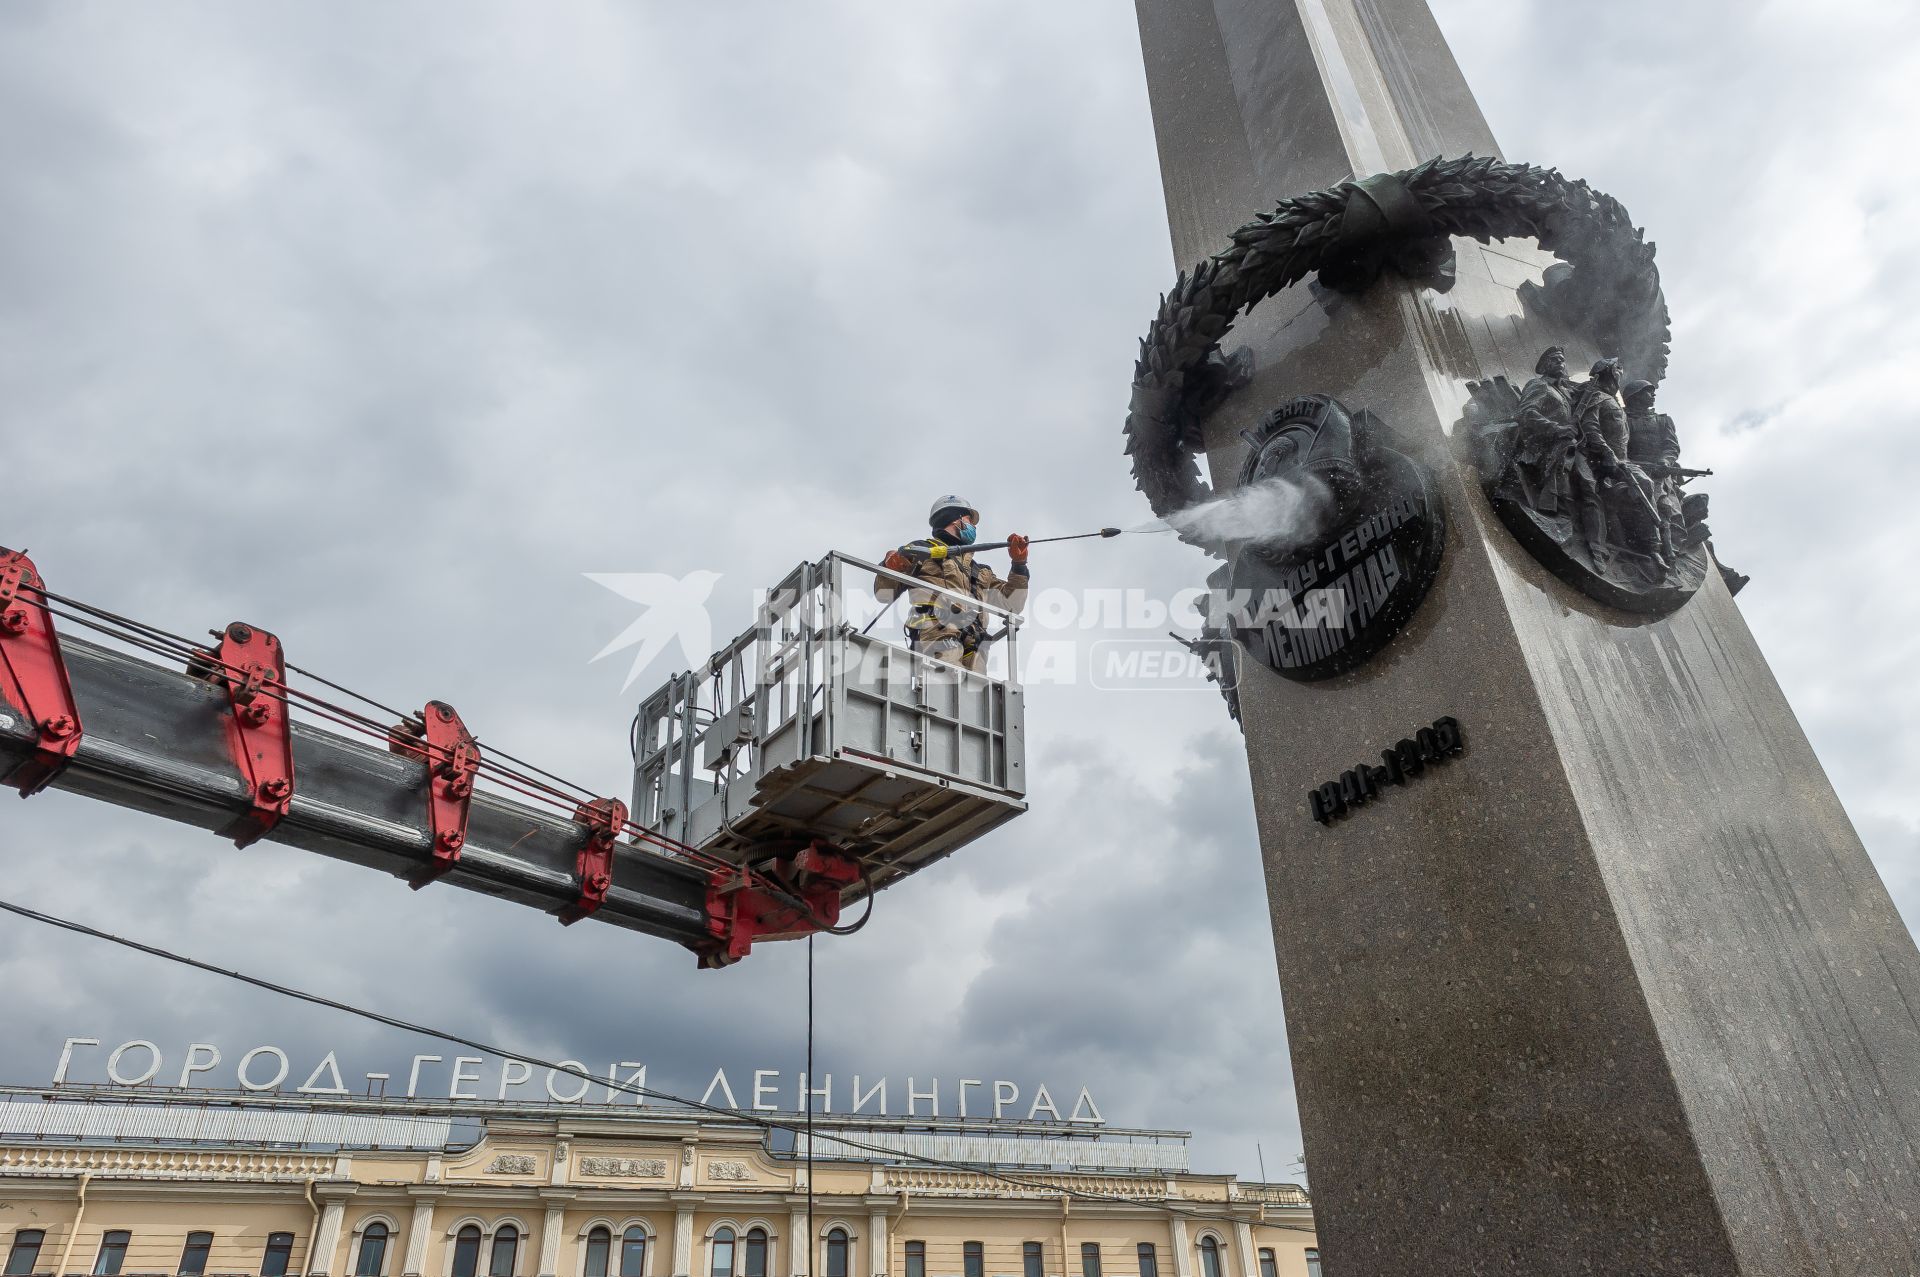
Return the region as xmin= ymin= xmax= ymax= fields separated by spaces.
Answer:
xmin=4 ymin=0 xmax=1918 ymax=1188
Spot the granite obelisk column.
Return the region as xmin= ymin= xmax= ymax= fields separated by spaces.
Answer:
xmin=1132 ymin=2 xmax=1920 ymax=1273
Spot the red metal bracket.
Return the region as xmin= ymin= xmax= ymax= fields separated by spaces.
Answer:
xmin=559 ymin=796 xmax=628 ymax=924
xmin=205 ymin=621 xmax=295 ymax=849
xmin=697 ymin=842 xmax=863 ymax=968
xmin=0 ymin=549 xmax=83 ymax=797
xmin=394 ymin=701 xmax=481 ymax=889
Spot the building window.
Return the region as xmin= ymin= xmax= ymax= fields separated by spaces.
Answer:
xmin=5 ymin=1233 xmax=46 ymax=1277
xmin=1303 ymin=1250 xmax=1321 ymax=1277
xmin=94 ymin=1233 xmax=131 ymax=1277
xmin=261 ymin=1233 xmax=295 ymax=1277
xmin=451 ymin=1226 xmax=482 ymax=1277
xmin=356 ymin=1223 xmax=391 ymax=1277
xmin=1256 ymin=1251 xmax=1275 ymax=1277
xmin=585 ymin=1229 xmax=612 ymax=1277
xmin=712 ymin=1228 xmax=735 ymax=1277
xmin=622 ymin=1229 xmax=649 ymax=1277
xmin=490 ymin=1226 xmax=520 ymax=1277
xmin=6 ymin=1231 xmax=46 ymax=1277
xmin=905 ymin=1241 xmax=925 ymax=1277
xmin=1080 ymin=1245 xmax=1100 ymax=1277
xmin=1136 ymin=1245 xmax=1157 ymax=1277
xmin=180 ymin=1232 xmax=214 ymax=1276
xmin=740 ymin=1230 xmax=764 ymax=1277
xmin=825 ymin=1230 xmax=848 ymax=1277
xmin=963 ymin=1242 xmax=983 ymax=1277
xmin=1196 ymin=1238 xmax=1220 ymax=1277
xmin=1023 ymin=1243 xmax=1042 ymax=1277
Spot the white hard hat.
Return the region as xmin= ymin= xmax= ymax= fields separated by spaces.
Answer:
xmin=928 ymin=495 xmax=980 ymax=528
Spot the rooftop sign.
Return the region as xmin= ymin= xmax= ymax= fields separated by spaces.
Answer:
xmin=49 ymin=1038 xmax=1106 ymax=1125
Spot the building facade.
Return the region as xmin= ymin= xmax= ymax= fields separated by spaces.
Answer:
xmin=0 ymin=1092 xmax=1318 ymax=1277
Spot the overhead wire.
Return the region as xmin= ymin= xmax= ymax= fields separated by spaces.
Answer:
xmin=0 ymin=897 xmax=1312 ymax=1233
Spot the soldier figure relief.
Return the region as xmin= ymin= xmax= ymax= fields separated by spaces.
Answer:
xmin=1459 ymin=346 xmax=1742 ymax=614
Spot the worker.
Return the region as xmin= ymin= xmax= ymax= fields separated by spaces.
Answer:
xmin=877 ymin=495 xmax=1029 ymax=671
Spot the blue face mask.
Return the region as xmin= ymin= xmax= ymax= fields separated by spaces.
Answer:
xmin=954 ymin=521 xmax=978 ymax=545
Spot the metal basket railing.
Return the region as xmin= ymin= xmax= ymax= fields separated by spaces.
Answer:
xmin=631 ymin=553 xmax=1027 ymax=892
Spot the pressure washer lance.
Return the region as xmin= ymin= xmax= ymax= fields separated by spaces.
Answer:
xmin=860 ymin=527 xmax=1127 ymax=636
xmin=896 ymin=527 xmax=1124 ymax=561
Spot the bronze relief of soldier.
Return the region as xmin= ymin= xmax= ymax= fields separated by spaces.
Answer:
xmin=1459 ymin=346 xmax=1744 ymax=613
xmin=1500 ymin=346 xmax=1591 ymax=540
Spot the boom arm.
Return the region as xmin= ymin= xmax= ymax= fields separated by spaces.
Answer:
xmin=1 ymin=628 xmax=721 ymax=939
xmin=0 ymin=551 xmax=856 ymax=966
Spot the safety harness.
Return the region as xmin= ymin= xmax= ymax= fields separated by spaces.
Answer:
xmin=903 ymin=543 xmax=989 ymax=660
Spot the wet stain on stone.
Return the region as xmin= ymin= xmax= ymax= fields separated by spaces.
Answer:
xmin=1408 ymin=292 xmax=1481 ymax=382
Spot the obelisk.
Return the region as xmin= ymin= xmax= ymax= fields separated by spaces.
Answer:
xmin=1132 ymin=2 xmax=1920 ymax=1273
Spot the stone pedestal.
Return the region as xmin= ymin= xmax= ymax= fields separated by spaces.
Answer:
xmin=1133 ymin=2 xmax=1920 ymax=1273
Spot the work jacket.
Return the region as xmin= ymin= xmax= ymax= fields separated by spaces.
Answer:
xmin=875 ymin=538 xmax=1029 ymax=653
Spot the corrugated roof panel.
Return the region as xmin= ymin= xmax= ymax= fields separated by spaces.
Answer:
xmin=0 ymin=1097 xmax=452 ymax=1150
xmin=806 ymin=1129 xmax=1189 ymax=1172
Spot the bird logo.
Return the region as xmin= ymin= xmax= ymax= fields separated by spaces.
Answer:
xmin=584 ymin=571 xmax=724 ymax=691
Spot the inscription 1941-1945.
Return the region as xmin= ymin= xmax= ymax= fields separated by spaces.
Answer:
xmin=1309 ymin=716 xmax=1464 ymax=824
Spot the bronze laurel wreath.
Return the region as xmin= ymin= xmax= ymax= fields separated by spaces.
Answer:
xmin=1124 ymin=155 xmax=1670 ymax=556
